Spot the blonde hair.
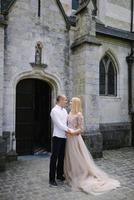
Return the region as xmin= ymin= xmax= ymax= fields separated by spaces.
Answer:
xmin=71 ymin=97 xmax=82 ymax=114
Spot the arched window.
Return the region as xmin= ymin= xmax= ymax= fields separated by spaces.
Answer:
xmin=72 ymin=0 xmax=79 ymax=10
xmin=72 ymin=0 xmax=97 ymax=12
xmin=99 ymin=55 xmax=117 ymax=96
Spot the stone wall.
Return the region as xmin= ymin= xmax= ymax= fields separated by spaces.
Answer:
xmin=0 ymin=25 xmax=4 ymax=136
xmin=60 ymin=0 xmax=72 ymax=16
xmin=69 ymin=0 xmax=132 ymax=152
xmin=3 ymin=0 xmax=71 ymax=142
xmin=97 ymin=0 xmax=132 ymax=31
xmin=97 ymin=35 xmax=132 ymax=148
xmin=97 ymin=35 xmax=131 ymax=124
xmin=100 ymin=122 xmax=131 ymax=149
xmin=1 ymin=0 xmax=133 ymax=155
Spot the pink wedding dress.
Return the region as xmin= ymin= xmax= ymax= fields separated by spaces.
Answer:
xmin=64 ymin=113 xmax=120 ymax=195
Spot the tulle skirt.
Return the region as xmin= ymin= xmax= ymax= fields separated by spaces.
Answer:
xmin=64 ymin=134 xmax=120 ymax=195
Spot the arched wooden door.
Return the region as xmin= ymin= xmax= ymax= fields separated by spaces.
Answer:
xmin=16 ymin=79 xmax=51 ymax=155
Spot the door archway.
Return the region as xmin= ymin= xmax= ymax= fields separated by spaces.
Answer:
xmin=16 ymin=78 xmax=52 ymax=155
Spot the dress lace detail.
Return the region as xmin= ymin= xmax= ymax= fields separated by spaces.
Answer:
xmin=67 ymin=113 xmax=84 ymax=132
xmin=64 ymin=113 xmax=120 ymax=195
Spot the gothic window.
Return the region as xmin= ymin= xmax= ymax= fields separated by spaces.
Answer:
xmin=72 ymin=0 xmax=79 ymax=10
xmin=99 ymin=55 xmax=117 ymax=96
xmin=72 ymin=0 xmax=97 ymax=12
xmin=99 ymin=60 xmax=106 ymax=95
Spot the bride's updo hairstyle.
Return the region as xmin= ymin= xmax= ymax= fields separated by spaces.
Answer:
xmin=71 ymin=97 xmax=82 ymax=114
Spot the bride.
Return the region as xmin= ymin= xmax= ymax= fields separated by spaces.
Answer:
xmin=64 ymin=97 xmax=120 ymax=195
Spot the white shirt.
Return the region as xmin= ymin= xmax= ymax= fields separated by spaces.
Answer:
xmin=50 ymin=105 xmax=68 ymax=138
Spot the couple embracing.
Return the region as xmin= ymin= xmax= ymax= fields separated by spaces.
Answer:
xmin=49 ymin=95 xmax=120 ymax=195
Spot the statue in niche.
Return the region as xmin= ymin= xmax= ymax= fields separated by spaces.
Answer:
xmin=35 ymin=41 xmax=43 ymax=65
xmin=30 ymin=41 xmax=47 ymax=68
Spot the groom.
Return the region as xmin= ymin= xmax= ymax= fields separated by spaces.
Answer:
xmin=49 ymin=95 xmax=71 ymax=186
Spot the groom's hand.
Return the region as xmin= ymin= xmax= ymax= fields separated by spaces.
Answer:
xmin=65 ymin=129 xmax=73 ymax=136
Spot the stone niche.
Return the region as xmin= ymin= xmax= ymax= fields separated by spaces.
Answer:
xmin=30 ymin=41 xmax=47 ymax=68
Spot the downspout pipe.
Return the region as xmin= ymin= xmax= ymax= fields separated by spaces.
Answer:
xmin=126 ymin=0 xmax=134 ymax=114
xmin=126 ymin=0 xmax=134 ymax=145
xmin=130 ymin=0 xmax=133 ymax=33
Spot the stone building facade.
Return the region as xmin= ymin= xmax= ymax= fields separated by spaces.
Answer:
xmin=0 ymin=0 xmax=134 ymax=159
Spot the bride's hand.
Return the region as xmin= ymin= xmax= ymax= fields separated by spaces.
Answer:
xmin=65 ymin=129 xmax=72 ymax=136
xmin=71 ymin=129 xmax=81 ymax=136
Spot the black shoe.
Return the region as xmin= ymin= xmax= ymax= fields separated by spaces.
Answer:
xmin=57 ymin=176 xmax=65 ymax=181
xmin=49 ymin=180 xmax=58 ymax=186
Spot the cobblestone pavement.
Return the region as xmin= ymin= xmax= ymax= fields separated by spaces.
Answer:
xmin=0 ymin=147 xmax=134 ymax=200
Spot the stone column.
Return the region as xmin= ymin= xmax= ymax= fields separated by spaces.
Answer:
xmin=126 ymin=43 xmax=134 ymax=146
xmin=0 ymin=18 xmax=7 ymax=170
xmin=0 ymin=21 xmax=5 ymax=136
xmin=132 ymin=63 xmax=134 ymax=112
xmin=71 ymin=0 xmax=102 ymax=157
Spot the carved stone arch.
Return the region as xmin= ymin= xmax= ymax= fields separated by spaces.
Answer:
xmin=13 ymin=70 xmax=63 ymax=155
xmin=13 ymin=70 xmax=63 ymax=95
xmin=11 ymin=70 xmax=64 ymax=138
xmin=103 ymin=49 xmax=120 ymax=74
